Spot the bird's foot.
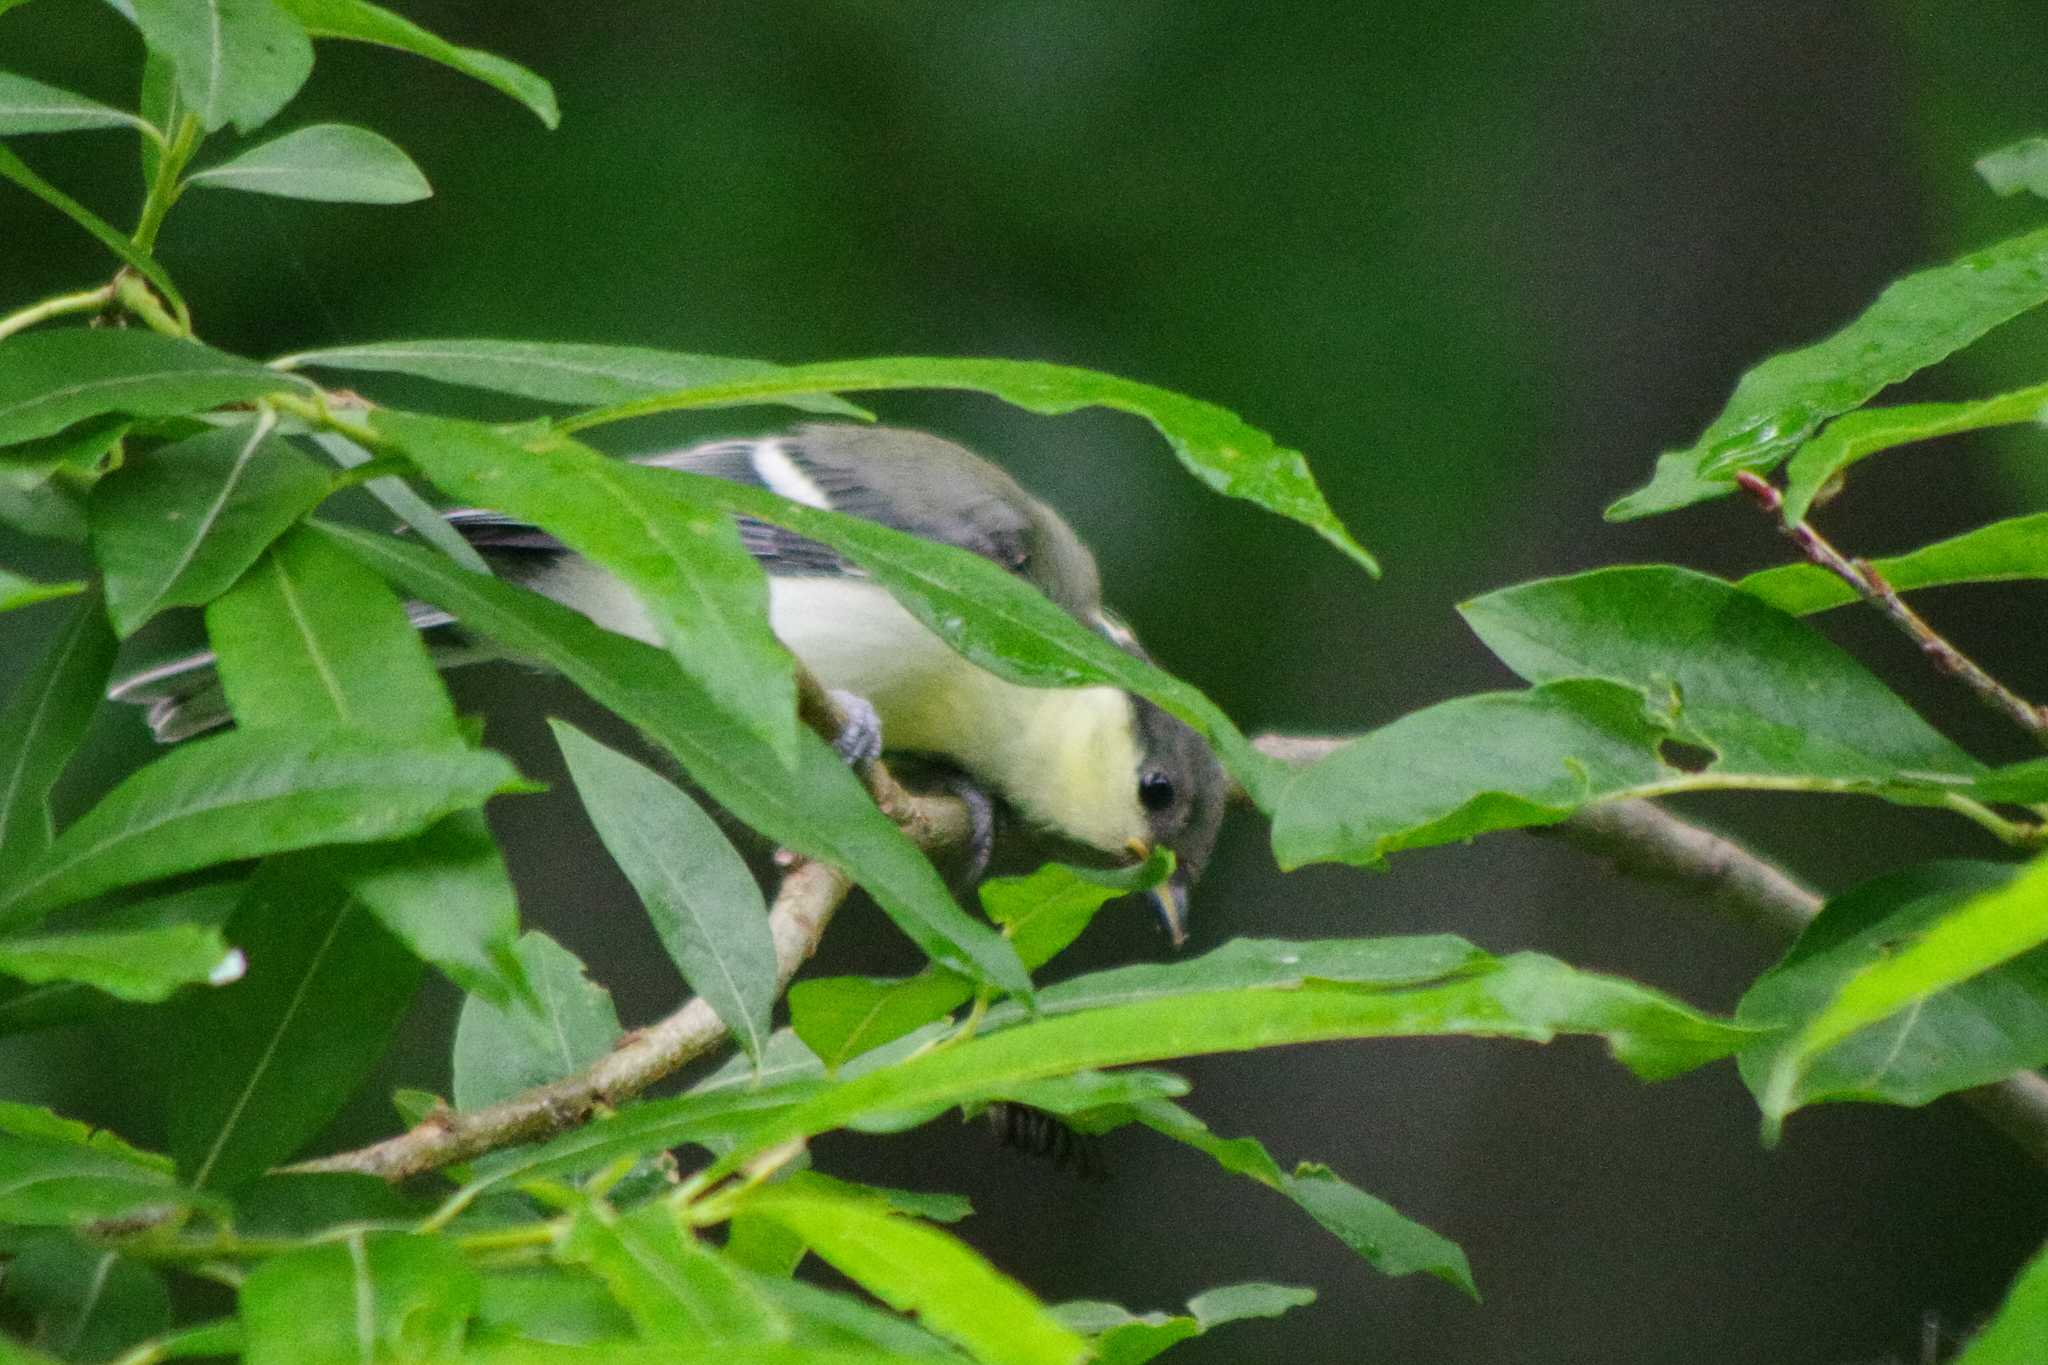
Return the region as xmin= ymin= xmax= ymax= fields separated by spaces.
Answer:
xmin=827 ymin=689 xmax=883 ymax=769
xmin=935 ymin=772 xmax=998 ymax=890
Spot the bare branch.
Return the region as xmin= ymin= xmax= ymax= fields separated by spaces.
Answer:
xmin=1735 ymin=471 xmax=2048 ymax=748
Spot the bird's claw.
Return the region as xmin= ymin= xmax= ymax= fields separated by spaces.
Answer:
xmin=827 ymin=689 xmax=883 ymax=769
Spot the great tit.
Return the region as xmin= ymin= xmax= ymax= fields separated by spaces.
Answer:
xmin=111 ymin=424 xmax=1229 ymax=941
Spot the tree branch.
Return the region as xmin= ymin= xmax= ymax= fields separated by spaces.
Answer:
xmin=1735 ymin=471 xmax=2048 ymax=748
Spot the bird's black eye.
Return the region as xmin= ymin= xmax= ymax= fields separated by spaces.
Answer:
xmin=1138 ymin=770 xmax=1176 ymax=812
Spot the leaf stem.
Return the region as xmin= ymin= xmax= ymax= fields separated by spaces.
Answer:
xmin=0 ymin=283 xmax=117 ymax=342
xmin=1737 ymin=471 xmax=2048 ymax=750
xmin=132 ymin=112 xmax=201 ymax=256
xmin=110 ymin=271 xmax=187 ymax=338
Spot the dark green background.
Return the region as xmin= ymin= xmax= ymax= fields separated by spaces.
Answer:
xmin=4 ymin=2 xmax=2048 ymax=1360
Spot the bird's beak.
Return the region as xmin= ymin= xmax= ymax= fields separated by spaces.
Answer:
xmin=1148 ymin=874 xmax=1189 ymax=949
xmin=1124 ymin=838 xmax=1188 ymax=948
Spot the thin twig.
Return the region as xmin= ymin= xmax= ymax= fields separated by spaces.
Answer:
xmin=1736 ymin=471 xmax=2048 ymax=748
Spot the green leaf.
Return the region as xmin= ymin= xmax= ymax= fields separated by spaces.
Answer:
xmin=791 ymin=857 xmax=1170 ymax=1069
xmin=0 ymin=727 xmax=531 ymax=931
xmin=0 ymin=330 xmax=300 ymax=448
xmin=0 ymin=70 xmax=154 ymax=136
xmin=185 ymin=122 xmax=429 ymax=202
xmin=305 ymin=429 xmax=490 ymax=572
xmin=552 ymin=722 xmax=776 ymax=1061
xmin=0 ymin=593 xmax=115 ymax=879
xmin=0 ymin=1234 xmax=168 ymax=1362
xmin=132 ymin=0 xmax=313 ymax=133
xmin=0 ymin=416 xmax=129 ymax=542
xmin=737 ymin=1189 xmax=1086 ymax=1365
xmin=1976 ymin=137 xmax=2048 ymax=199
xmin=272 ymin=0 xmax=558 ymax=127
xmin=239 ymin=1232 xmax=480 ymax=1364
xmin=1756 ymin=851 xmax=2048 ymax=1135
xmin=1458 ymin=566 xmax=1983 ymax=782
xmin=317 ymin=522 xmax=1031 ymax=999
xmin=635 ymin=455 xmax=1285 ymax=805
xmin=321 ymin=812 xmax=527 ymax=1007
xmin=0 ymin=145 xmax=187 ymax=318
xmin=744 ymin=1272 xmax=961 ymax=1356
xmin=0 ymin=569 xmax=83 ymax=611
xmin=123 ymin=1318 xmax=244 ymax=1361
xmin=560 ymin=1202 xmax=788 ymax=1342
xmin=92 ymin=418 xmax=333 ymax=636
xmin=0 ymin=880 xmax=240 ymax=1033
xmin=0 ymin=1127 xmax=188 ymax=1227
xmin=0 ymin=921 xmax=239 ymax=1001
xmin=1776 ymin=385 xmax=2048 ymax=523
xmin=1608 ymin=224 xmax=2048 ymax=518
xmin=557 ymin=354 xmax=1376 ymax=575
xmin=1738 ymin=863 xmax=2048 ymax=1118
xmin=452 ymin=930 xmax=620 ymax=1110
xmin=1270 ymin=679 xmax=1673 ymax=869
xmin=206 ymin=522 xmax=458 ymax=737
xmin=1957 ymin=1240 xmax=2048 ymax=1365
xmin=711 ymin=944 xmax=1749 ymax=1182
xmin=169 ymin=861 xmax=421 ymax=1189
xmin=1096 ymin=1096 xmax=1474 ymax=1298
xmin=377 ymin=411 xmax=802 ymax=768
xmin=1740 ymin=512 xmax=2048 ymax=615
xmin=206 ymin=527 xmax=525 ymax=1002
xmin=474 ymin=1268 xmax=635 ymax=1348
xmin=1053 ymin=1282 xmax=1316 ymax=1365
xmin=275 ymin=339 xmax=865 ymax=416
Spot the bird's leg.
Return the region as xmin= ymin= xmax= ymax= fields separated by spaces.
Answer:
xmin=931 ymin=771 xmax=998 ymax=889
xmin=825 ymin=689 xmax=884 ymax=769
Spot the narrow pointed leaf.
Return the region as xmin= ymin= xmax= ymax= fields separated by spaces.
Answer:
xmin=0 ymin=727 xmax=530 ymax=930
xmin=1608 ymin=224 xmax=2048 ymax=517
xmin=1055 ymin=1283 xmax=1315 ymax=1365
xmin=206 ymin=523 xmax=456 ymax=738
xmin=317 ymin=521 xmax=1031 ymax=998
xmin=379 ymin=411 xmax=801 ymax=766
xmin=0 ymin=593 xmax=115 ymax=878
xmin=273 ymin=0 xmax=557 ymax=126
xmin=0 ymin=146 xmax=186 ymax=316
xmin=1777 ymin=384 xmax=2048 ymax=523
xmin=276 ymin=338 xmax=864 ymax=415
xmin=739 ymin=1189 xmax=1087 ymax=1365
xmin=0 ymin=922 xmax=238 ymax=1001
xmin=452 ymin=930 xmax=619 ymax=1109
xmin=0 ymin=1104 xmax=203 ymax=1227
xmin=305 ymin=430 xmax=489 ymax=572
xmin=559 ymin=354 xmax=1375 ymax=574
xmin=710 ymin=945 xmax=1749 ymax=1181
xmin=170 ymin=863 xmax=421 ymax=1189
xmin=1740 ymin=512 xmax=2048 ymax=615
xmin=1757 ymin=852 xmax=2048 ymax=1132
xmin=0 ymin=569 xmax=84 ymax=611
xmin=553 ymin=721 xmax=776 ymax=1061
xmin=0 ymin=331 xmax=302 ymax=449
xmin=131 ymin=0 xmax=313 ymax=133
xmin=186 ymin=122 xmax=429 ymax=202
xmin=0 ymin=70 xmax=153 ymax=136
xmin=1459 ymin=566 xmax=1982 ymax=781
xmin=239 ymin=1233 xmax=479 ymax=1364
xmin=92 ymin=418 xmax=333 ymax=636
xmin=0 ymin=880 xmax=241 ymax=1033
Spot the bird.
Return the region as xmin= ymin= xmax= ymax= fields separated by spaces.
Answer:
xmin=109 ymin=424 xmax=1230 ymax=941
